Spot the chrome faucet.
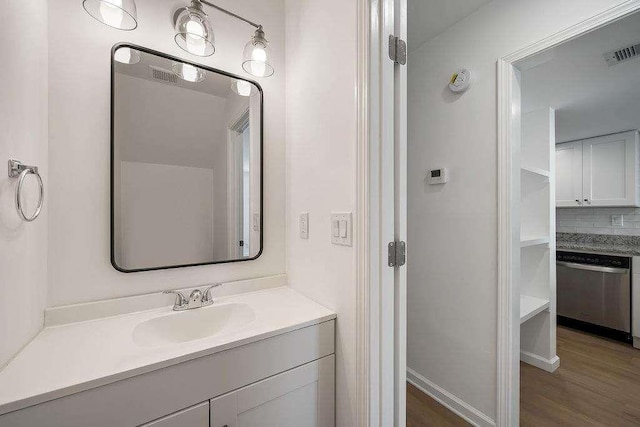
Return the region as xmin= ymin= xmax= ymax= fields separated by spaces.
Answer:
xmin=163 ymin=283 xmax=223 ymax=311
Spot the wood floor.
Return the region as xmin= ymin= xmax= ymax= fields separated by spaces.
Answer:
xmin=407 ymin=326 xmax=640 ymax=426
xmin=521 ymin=326 xmax=640 ymax=426
xmin=407 ymin=382 xmax=469 ymax=427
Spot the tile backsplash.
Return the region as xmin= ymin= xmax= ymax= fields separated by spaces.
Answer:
xmin=557 ymin=207 xmax=640 ymax=236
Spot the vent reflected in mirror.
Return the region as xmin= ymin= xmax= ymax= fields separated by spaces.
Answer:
xmin=111 ymin=45 xmax=262 ymax=272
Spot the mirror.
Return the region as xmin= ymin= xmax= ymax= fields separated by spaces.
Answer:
xmin=111 ymin=45 xmax=262 ymax=272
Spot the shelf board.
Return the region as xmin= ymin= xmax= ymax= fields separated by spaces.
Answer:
xmin=521 ymin=166 xmax=550 ymax=178
xmin=520 ymin=237 xmax=550 ymax=248
xmin=520 ymin=295 xmax=550 ymax=324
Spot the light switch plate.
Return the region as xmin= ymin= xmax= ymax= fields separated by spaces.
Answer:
xmin=331 ymin=212 xmax=352 ymax=246
xmin=612 ymin=214 xmax=623 ymax=227
xmin=299 ymin=212 xmax=309 ymax=239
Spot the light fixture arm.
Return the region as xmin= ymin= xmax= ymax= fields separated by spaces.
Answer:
xmin=199 ymin=0 xmax=261 ymax=29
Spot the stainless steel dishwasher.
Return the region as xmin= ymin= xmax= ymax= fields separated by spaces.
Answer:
xmin=557 ymin=251 xmax=631 ymax=341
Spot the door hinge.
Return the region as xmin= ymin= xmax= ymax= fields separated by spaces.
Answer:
xmin=388 ymin=35 xmax=407 ymax=65
xmin=388 ymin=241 xmax=406 ymax=267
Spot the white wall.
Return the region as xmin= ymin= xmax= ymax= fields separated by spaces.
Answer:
xmin=117 ymin=162 xmax=215 ymax=269
xmin=407 ymin=0 xmax=632 ymax=420
xmin=0 ymin=0 xmax=48 ymax=367
xmin=285 ymin=0 xmax=358 ymax=425
xmin=47 ymin=0 xmax=285 ymax=306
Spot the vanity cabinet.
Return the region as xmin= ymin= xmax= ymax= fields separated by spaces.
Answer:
xmin=556 ymin=131 xmax=640 ymax=207
xmin=0 ymin=321 xmax=335 ymax=427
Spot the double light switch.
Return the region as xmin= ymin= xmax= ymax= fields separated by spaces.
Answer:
xmin=331 ymin=212 xmax=352 ymax=246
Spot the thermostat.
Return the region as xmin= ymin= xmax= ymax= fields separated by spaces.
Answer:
xmin=428 ymin=168 xmax=448 ymax=184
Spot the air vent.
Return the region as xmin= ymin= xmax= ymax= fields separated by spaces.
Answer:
xmin=150 ymin=66 xmax=178 ymax=83
xmin=603 ymin=43 xmax=640 ymax=66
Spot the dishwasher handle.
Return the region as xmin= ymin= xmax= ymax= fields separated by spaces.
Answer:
xmin=556 ymin=261 xmax=629 ymax=274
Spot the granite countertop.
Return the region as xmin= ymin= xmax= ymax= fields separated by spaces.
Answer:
xmin=556 ymin=233 xmax=640 ymax=256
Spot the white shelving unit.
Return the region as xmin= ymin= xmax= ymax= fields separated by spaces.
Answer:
xmin=518 ymin=108 xmax=559 ymax=372
xmin=520 ymin=237 xmax=549 ymax=248
xmin=520 ymin=295 xmax=550 ymax=324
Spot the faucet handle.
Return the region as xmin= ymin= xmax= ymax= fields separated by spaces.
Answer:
xmin=202 ymin=283 xmax=223 ymax=305
xmin=163 ymin=290 xmax=188 ymax=310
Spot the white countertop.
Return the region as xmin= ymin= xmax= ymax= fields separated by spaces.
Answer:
xmin=0 ymin=286 xmax=336 ymax=416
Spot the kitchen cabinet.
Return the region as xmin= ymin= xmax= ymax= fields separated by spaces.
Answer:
xmin=556 ymin=131 xmax=640 ymax=208
xmin=555 ymin=140 xmax=583 ymax=207
xmin=141 ymin=402 xmax=209 ymax=427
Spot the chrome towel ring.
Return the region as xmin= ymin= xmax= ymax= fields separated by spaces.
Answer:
xmin=8 ymin=159 xmax=44 ymax=222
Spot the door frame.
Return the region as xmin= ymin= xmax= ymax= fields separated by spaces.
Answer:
xmin=356 ymin=0 xmax=407 ymax=426
xmin=496 ymin=2 xmax=640 ymax=425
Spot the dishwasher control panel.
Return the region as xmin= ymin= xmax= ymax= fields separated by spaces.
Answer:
xmin=557 ymin=251 xmax=630 ymax=269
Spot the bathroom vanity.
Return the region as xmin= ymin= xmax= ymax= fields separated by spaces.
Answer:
xmin=0 ymin=286 xmax=336 ymax=427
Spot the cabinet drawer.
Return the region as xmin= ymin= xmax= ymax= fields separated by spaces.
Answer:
xmin=140 ymin=402 xmax=209 ymax=427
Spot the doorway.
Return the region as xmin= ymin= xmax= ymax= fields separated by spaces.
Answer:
xmin=500 ymin=4 xmax=640 ymax=425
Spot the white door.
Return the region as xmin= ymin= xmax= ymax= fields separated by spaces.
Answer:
xmin=555 ymin=141 xmax=583 ymax=208
xmin=583 ymin=131 xmax=639 ymax=207
xmin=209 ymin=356 xmax=335 ymax=427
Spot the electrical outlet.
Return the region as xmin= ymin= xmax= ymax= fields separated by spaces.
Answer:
xmin=612 ymin=215 xmax=624 ymax=227
xmin=299 ymin=212 xmax=309 ymax=239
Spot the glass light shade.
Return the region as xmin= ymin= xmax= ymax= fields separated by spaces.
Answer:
xmin=231 ymin=79 xmax=257 ymax=97
xmin=172 ymin=62 xmax=206 ymax=83
xmin=242 ymin=31 xmax=274 ymax=77
xmin=83 ymin=0 xmax=138 ymax=30
xmin=173 ymin=1 xmax=215 ymax=57
xmin=114 ymin=47 xmax=141 ymax=64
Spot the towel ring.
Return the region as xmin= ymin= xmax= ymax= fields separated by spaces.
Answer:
xmin=8 ymin=159 xmax=44 ymax=222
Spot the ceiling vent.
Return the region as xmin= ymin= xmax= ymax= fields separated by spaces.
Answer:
xmin=603 ymin=43 xmax=640 ymax=66
xmin=150 ymin=66 xmax=178 ymax=83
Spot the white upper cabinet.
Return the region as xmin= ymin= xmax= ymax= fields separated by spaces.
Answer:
xmin=583 ymin=131 xmax=639 ymax=206
xmin=555 ymin=141 xmax=583 ymax=207
xmin=556 ymin=131 xmax=640 ymax=208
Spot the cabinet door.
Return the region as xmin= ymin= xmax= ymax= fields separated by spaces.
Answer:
xmin=556 ymin=141 xmax=583 ymax=207
xmin=582 ymin=131 xmax=639 ymax=207
xmin=140 ymin=402 xmax=209 ymax=427
xmin=210 ymin=355 xmax=335 ymax=427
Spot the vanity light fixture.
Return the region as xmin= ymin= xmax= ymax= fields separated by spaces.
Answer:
xmin=173 ymin=1 xmax=215 ymax=57
xmin=83 ymin=0 xmax=274 ymax=77
xmin=231 ymin=79 xmax=256 ymax=97
xmin=82 ymin=0 xmax=138 ymax=30
xmin=172 ymin=62 xmax=206 ymax=83
xmin=242 ymin=26 xmax=274 ymax=77
xmin=113 ymin=47 xmax=141 ymax=64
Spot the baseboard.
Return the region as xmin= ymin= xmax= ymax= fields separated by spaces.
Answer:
xmin=406 ymin=368 xmax=495 ymax=427
xmin=520 ymin=351 xmax=560 ymax=372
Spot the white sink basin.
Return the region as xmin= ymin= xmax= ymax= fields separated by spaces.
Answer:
xmin=132 ymin=303 xmax=255 ymax=346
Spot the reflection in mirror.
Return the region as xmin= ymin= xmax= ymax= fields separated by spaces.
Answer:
xmin=112 ymin=45 xmax=262 ymax=272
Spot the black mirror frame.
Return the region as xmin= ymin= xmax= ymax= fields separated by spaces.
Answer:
xmin=110 ymin=43 xmax=264 ymax=273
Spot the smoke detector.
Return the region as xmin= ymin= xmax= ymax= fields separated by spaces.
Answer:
xmin=603 ymin=42 xmax=640 ymax=66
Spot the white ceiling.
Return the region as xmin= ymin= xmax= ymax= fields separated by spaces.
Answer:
xmin=407 ymin=0 xmax=492 ymax=52
xmin=519 ymin=11 xmax=640 ymax=143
